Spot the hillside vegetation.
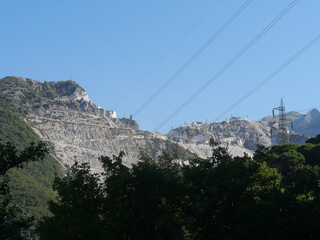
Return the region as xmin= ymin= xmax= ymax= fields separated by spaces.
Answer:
xmin=38 ymin=136 xmax=320 ymax=240
xmin=0 ymin=106 xmax=62 ymax=220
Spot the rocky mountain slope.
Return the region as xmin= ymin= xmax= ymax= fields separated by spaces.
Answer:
xmin=168 ymin=117 xmax=308 ymax=157
xmin=262 ymin=109 xmax=320 ymax=137
xmin=0 ymin=77 xmax=196 ymax=171
xmin=0 ymin=77 xmax=312 ymax=171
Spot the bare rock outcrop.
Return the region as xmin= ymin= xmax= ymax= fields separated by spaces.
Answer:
xmin=0 ymin=77 xmax=311 ymax=171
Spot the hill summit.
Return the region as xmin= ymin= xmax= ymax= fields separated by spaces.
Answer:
xmin=0 ymin=76 xmax=312 ymax=171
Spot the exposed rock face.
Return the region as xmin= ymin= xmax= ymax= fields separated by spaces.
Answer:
xmin=262 ymin=109 xmax=320 ymax=137
xmin=0 ymin=77 xmax=311 ymax=171
xmin=26 ymin=109 xmax=174 ymax=171
xmin=262 ymin=111 xmax=304 ymax=122
xmin=0 ymin=76 xmax=113 ymax=115
xmin=168 ymin=117 xmax=308 ymax=158
xmin=0 ymin=77 xmax=195 ymax=171
xmin=292 ymin=109 xmax=320 ymax=137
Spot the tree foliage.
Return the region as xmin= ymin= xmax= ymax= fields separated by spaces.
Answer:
xmin=306 ymin=134 xmax=320 ymax=144
xmin=38 ymin=162 xmax=104 ymax=240
xmin=38 ymin=137 xmax=320 ymax=240
xmin=0 ymin=105 xmax=63 ymax=221
xmin=0 ymin=142 xmax=48 ymax=240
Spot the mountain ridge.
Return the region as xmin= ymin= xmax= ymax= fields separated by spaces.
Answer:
xmin=0 ymin=76 xmax=314 ymax=170
xmin=262 ymin=108 xmax=320 ymax=137
xmin=1 ymin=77 xmax=197 ymax=170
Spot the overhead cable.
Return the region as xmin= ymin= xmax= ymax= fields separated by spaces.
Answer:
xmin=297 ymin=105 xmax=320 ymax=113
xmin=292 ymin=122 xmax=320 ymax=132
xmin=154 ymin=0 xmax=300 ymax=132
xmin=213 ymin=33 xmax=320 ymax=122
xmin=133 ymin=0 xmax=253 ymax=117
xmin=113 ymin=0 xmax=220 ymax=109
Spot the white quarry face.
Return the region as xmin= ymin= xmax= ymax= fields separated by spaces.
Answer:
xmin=167 ymin=118 xmax=308 ymax=158
xmin=110 ymin=111 xmax=117 ymax=118
xmin=1 ymin=77 xmax=310 ymax=172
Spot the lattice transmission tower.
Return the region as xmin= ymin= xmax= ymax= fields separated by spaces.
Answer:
xmin=272 ymin=98 xmax=292 ymax=144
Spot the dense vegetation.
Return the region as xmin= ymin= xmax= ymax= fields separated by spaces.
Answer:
xmin=0 ymin=142 xmax=49 ymax=239
xmin=38 ymin=136 xmax=320 ymax=240
xmin=0 ymin=106 xmax=62 ymax=221
xmin=2 ymin=77 xmax=320 ymax=239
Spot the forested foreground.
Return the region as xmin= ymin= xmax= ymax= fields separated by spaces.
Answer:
xmin=2 ymin=135 xmax=320 ymax=239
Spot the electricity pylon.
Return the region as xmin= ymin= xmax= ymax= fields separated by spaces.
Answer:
xmin=272 ymin=98 xmax=292 ymax=144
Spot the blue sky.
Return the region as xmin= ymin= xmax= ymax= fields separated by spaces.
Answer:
xmin=1 ymin=0 xmax=320 ymax=133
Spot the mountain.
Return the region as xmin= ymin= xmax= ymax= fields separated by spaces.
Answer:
xmin=0 ymin=77 xmax=311 ymax=170
xmin=0 ymin=76 xmax=314 ymax=227
xmin=262 ymin=109 xmax=320 ymax=137
xmin=0 ymin=77 xmax=196 ymax=172
xmin=261 ymin=111 xmax=304 ymax=122
xmin=168 ymin=117 xmax=308 ymax=157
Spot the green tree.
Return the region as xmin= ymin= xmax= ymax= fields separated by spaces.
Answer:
xmin=306 ymin=145 xmax=320 ymax=166
xmin=254 ymin=143 xmax=304 ymax=175
xmin=100 ymin=151 xmax=185 ymax=240
xmin=0 ymin=142 xmax=48 ymax=240
xmin=37 ymin=137 xmax=320 ymax=240
xmin=297 ymin=143 xmax=315 ymax=163
xmin=306 ymin=134 xmax=320 ymax=144
xmin=182 ymin=146 xmax=283 ymax=240
xmin=253 ymin=141 xmax=320 ymax=239
xmin=37 ymin=162 xmax=105 ymax=240
xmin=0 ymin=105 xmax=63 ymax=221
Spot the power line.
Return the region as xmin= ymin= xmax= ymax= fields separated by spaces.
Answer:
xmin=213 ymin=33 xmax=320 ymax=122
xmin=154 ymin=0 xmax=300 ymax=132
xmin=297 ymin=105 xmax=320 ymax=113
xmin=172 ymin=118 xmax=320 ymax=137
xmin=112 ymin=0 xmax=221 ymax=109
xmin=132 ymin=0 xmax=253 ymax=117
xmin=292 ymin=122 xmax=320 ymax=132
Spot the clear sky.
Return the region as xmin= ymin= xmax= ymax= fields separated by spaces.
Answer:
xmin=1 ymin=0 xmax=320 ymax=133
